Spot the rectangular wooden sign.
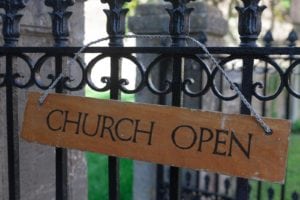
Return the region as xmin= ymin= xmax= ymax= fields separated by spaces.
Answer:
xmin=21 ymin=92 xmax=291 ymax=183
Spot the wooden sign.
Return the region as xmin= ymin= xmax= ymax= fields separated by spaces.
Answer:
xmin=21 ymin=92 xmax=291 ymax=183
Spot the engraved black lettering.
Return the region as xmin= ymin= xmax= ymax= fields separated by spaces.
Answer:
xmin=213 ymin=129 xmax=228 ymax=156
xmin=115 ymin=118 xmax=134 ymax=141
xmin=100 ymin=116 xmax=116 ymax=141
xmin=62 ymin=111 xmax=82 ymax=134
xmin=46 ymin=109 xmax=63 ymax=131
xmin=82 ymin=113 xmax=102 ymax=137
xmin=228 ymin=131 xmax=253 ymax=159
xmin=172 ymin=125 xmax=197 ymax=150
xmin=198 ymin=127 xmax=213 ymax=152
xmin=133 ymin=120 xmax=155 ymax=145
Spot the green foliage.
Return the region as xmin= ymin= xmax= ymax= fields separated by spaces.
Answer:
xmin=85 ymin=86 xmax=134 ymax=200
xmin=280 ymin=0 xmax=291 ymax=9
xmin=86 ymin=153 xmax=133 ymax=200
xmin=292 ymin=119 xmax=300 ymax=134
xmin=125 ymin=0 xmax=138 ymax=16
xmin=273 ymin=0 xmax=292 ymax=22
xmin=85 ymin=86 xmax=135 ymax=102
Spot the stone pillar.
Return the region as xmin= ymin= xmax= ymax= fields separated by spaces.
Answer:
xmin=0 ymin=0 xmax=87 ymax=199
xmin=128 ymin=2 xmax=228 ymax=200
xmin=290 ymin=0 xmax=300 ymax=121
xmin=291 ymin=0 xmax=300 ymax=32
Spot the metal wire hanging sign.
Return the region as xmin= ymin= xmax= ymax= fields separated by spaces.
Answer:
xmin=22 ymin=34 xmax=291 ymax=184
xmin=39 ymin=34 xmax=272 ymax=134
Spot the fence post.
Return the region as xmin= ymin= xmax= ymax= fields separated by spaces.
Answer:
xmin=45 ymin=1 xmax=75 ymax=199
xmin=0 ymin=1 xmax=26 ymax=200
xmin=102 ymin=0 xmax=130 ymax=47
xmin=0 ymin=0 xmax=26 ymax=47
xmin=101 ymin=1 xmax=131 ymax=200
xmin=165 ymin=0 xmax=194 ymax=199
xmin=45 ymin=0 xmax=74 ymax=47
xmin=236 ymin=0 xmax=266 ymax=47
xmin=236 ymin=0 xmax=266 ymax=199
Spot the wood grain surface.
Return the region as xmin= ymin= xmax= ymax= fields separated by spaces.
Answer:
xmin=21 ymin=92 xmax=291 ymax=183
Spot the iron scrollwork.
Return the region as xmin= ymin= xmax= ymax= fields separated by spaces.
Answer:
xmin=117 ymin=55 xmax=145 ymax=94
xmin=146 ymin=54 xmax=211 ymax=96
xmin=0 ymin=53 xmax=33 ymax=88
xmin=211 ymin=56 xmax=241 ymax=101
xmin=285 ymin=59 xmax=300 ymax=98
xmin=252 ymin=57 xmax=284 ymax=101
xmin=182 ymin=55 xmax=211 ymax=97
xmin=34 ymin=54 xmax=85 ymax=91
xmin=146 ymin=55 xmax=173 ymax=95
xmin=86 ymin=54 xmax=115 ymax=92
xmin=85 ymin=54 xmax=144 ymax=93
xmin=11 ymin=54 xmax=34 ymax=88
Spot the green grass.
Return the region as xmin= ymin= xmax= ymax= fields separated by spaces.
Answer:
xmin=85 ymin=86 xmax=134 ymax=200
xmin=250 ymin=134 xmax=300 ymax=199
xmin=86 ymin=153 xmax=133 ymax=200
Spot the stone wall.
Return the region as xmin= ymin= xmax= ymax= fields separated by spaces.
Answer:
xmin=0 ymin=0 xmax=87 ymax=199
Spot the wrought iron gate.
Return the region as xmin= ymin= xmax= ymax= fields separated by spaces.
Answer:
xmin=1 ymin=0 xmax=300 ymax=200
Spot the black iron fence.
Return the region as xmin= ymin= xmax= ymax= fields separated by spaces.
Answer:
xmin=155 ymin=29 xmax=300 ymax=200
xmin=1 ymin=0 xmax=300 ymax=200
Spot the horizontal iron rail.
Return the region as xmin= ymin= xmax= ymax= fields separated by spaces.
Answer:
xmin=1 ymin=47 xmax=300 ymax=55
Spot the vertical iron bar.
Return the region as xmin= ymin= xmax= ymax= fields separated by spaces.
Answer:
xmin=101 ymin=1 xmax=130 ymax=198
xmin=108 ymin=156 xmax=119 ymax=200
xmin=214 ymin=174 xmax=219 ymax=199
xmin=6 ymin=54 xmax=20 ymax=200
xmin=280 ymin=183 xmax=286 ymax=200
xmin=218 ymin=72 xmax=223 ymax=114
xmin=0 ymin=2 xmax=25 ymax=199
xmin=256 ymin=30 xmax=273 ymax=200
xmin=156 ymin=59 xmax=168 ymax=200
xmin=236 ymin=0 xmax=265 ymax=199
xmin=55 ymin=55 xmax=68 ymax=200
xmin=198 ymin=68 xmax=203 ymax=109
xmin=257 ymin=182 xmax=262 ymax=200
xmin=281 ymin=67 xmax=291 ymax=200
xmin=45 ymin=1 xmax=75 ymax=199
xmin=195 ymin=171 xmax=201 ymax=199
xmin=55 ymin=146 xmax=68 ymax=200
xmin=195 ymin=67 xmax=203 ymax=199
xmin=108 ymin=56 xmax=121 ymax=200
xmin=164 ymin=0 xmax=193 ymax=198
xmin=280 ymin=31 xmax=298 ymax=200
xmin=257 ymin=62 xmax=268 ymax=200
xmin=156 ymin=164 xmax=165 ymax=200
xmin=235 ymin=58 xmax=254 ymax=200
xmin=215 ymin=71 xmax=223 ymax=200
xmin=280 ymin=73 xmax=290 ymax=200
xmin=170 ymin=56 xmax=184 ymax=200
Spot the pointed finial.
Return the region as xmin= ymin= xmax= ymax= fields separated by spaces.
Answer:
xmin=287 ymin=29 xmax=298 ymax=47
xmin=263 ymin=30 xmax=273 ymax=46
xmin=236 ymin=0 xmax=266 ymax=46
